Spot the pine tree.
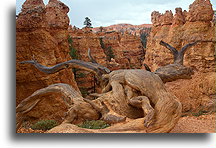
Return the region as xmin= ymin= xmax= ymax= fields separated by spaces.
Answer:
xmin=84 ymin=17 xmax=92 ymax=28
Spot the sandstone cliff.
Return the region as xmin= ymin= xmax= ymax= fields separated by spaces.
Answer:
xmin=68 ymin=26 xmax=146 ymax=94
xmin=144 ymin=0 xmax=215 ymax=113
xmin=16 ymin=0 xmax=78 ymax=122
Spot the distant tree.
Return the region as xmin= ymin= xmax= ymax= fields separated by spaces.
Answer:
xmin=68 ymin=36 xmax=80 ymax=79
xmin=84 ymin=17 xmax=92 ymax=28
xmin=68 ymin=36 xmax=79 ymax=59
xmin=99 ymin=26 xmax=104 ymax=32
xmin=140 ymin=32 xmax=148 ymax=48
xmin=106 ymin=46 xmax=115 ymax=61
xmin=99 ymin=38 xmax=115 ymax=62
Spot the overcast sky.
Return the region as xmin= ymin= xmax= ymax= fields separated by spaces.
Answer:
xmin=16 ymin=0 xmax=215 ymax=28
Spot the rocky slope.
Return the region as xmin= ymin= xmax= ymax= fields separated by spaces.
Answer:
xmin=16 ymin=0 xmax=78 ymax=123
xmin=144 ymin=0 xmax=215 ymax=113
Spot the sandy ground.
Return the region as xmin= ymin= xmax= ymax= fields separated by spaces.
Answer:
xmin=17 ymin=114 xmax=215 ymax=133
xmin=170 ymin=114 xmax=215 ymax=133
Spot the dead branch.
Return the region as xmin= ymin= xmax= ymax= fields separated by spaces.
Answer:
xmin=88 ymin=48 xmax=98 ymax=63
xmin=159 ymin=40 xmax=198 ymax=65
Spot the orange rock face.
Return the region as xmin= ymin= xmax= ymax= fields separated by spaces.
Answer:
xmin=161 ymin=10 xmax=173 ymax=26
xmin=186 ymin=0 xmax=214 ymax=22
xmin=68 ymin=26 xmax=148 ymax=94
xmin=173 ymin=8 xmax=186 ymax=25
xmin=16 ymin=0 xmax=78 ymax=122
xmin=144 ymin=0 xmax=215 ymax=113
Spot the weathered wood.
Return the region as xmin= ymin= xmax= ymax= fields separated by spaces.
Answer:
xmin=88 ymin=48 xmax=98 ymax=64
xmin=155 ymin=40 xmax=197 ymax=83
xmin=17 ymin=41 xmax=197 ymax=133
xmin=155 ymin=64 xmax=194 ymax=83
xmin=16 ymin=83 xmax=99 ymax=131
xmin=159 ymin=40 xmax=198 ymax=65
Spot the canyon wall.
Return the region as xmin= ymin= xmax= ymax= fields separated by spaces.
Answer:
xmin=68 ymin=26 xmax=146 ymax=94
xmin=92 ymin=23 xmax=152 ymax=36
xmin=144 ymin=0 xmax=215 ymax=114
xmin=16 ymin=0 xmax=78 ymax=122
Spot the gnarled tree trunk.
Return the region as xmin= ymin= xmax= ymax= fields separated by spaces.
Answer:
xmin=16 ymin=41 xmax=197 ymax=133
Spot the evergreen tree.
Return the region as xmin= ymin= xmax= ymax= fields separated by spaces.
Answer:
xmin=84 ymin=17 xmax=92 ymax=28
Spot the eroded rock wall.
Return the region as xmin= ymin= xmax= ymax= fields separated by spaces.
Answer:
xmin=68 ymin=27 xmax=145 ymax=94
xmin=16 ymin=0 xmax=78 ymax=122
xmin=144 ymin=0 xmax=215 ymax=113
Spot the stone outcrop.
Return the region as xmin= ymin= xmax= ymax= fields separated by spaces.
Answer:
xmin=151 ymin=11 xmax=162 ymax=27
xmin=46 ymin=0 xmax=70 ymax=29
xmin=186 ymin=0 xmax=213 ymax=22
xmin=161 ymin=10 xmax=173 ymax=25
xmin=173 ymin=8 xmax=186 ymax=25
xmin=16 ymin=0 xmax=78 ymax=122
xmin=144 ymin=0 xmax=215 ymax=113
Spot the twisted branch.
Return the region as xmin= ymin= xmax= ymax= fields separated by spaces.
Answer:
xmin=159 ymin=40 xmax=198 ymax=65
xmin=88 ymin=48 xmax=98 ymax=64
xmin=16 ymin=83 xmax=82 ymax=131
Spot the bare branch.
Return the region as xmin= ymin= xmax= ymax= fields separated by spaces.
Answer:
xmin=88 ymin=48 xmax=98 ymax=63
xmin=155 ymin=64 xmax=194 ymax=83
xmin=179 ymin=41 xmax=198 ymax=56
xmin=16 ymin=83 xmax=81 ymax=113
xmin=159 ymin=40 xmax=198 ymax=65
xmin=20 ymin=59 xmax=111 ymax=76
xmin=159 ymin=40 xmax=178 ymax=60
xmin=143 ymin=63 xmax=151 ymax=72
xmin=16 ymin=83 xmax=82 ymax=131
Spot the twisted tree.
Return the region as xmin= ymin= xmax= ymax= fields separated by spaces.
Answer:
xmin=16 ymin=40 xmax=197 ymax=133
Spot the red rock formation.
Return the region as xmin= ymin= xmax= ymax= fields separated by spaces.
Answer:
xmin=16 ymin=0 xmax=78 ymax=122
xmin=144 ymin=0 xmax=215 ymax=113
xmin=186 ymin=0 xmax=214 ymax=22
xmin=152 ymin=10 xmax=174 ymax=26
xmin=93 ymin=23 xmax=152 ymax=36
xmin=68 ymin=27 xmax=145 ymax=94
xmin=151 ymin=11 xmax=162 ymax=27
xmin=161 ymin=10 xmax=173 ymax=26
xmin=173 ymin=8 xmax=186 ymax=25
xmin=46 ymin=0 xmax=70 ymax=29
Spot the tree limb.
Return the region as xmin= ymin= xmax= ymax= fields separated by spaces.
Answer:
xmin=20 ymin=59 xmax=111 ymax=84
xmin=159 ymin=40 xmax=198 ymax=65
xmin=179 ymin=41 xmax=198 ymax=56
xmin=88 ymin=48 xmax=98 ymax=64
xmin=159 ymin=40 xmax=178 ymax=61
xmin=16 ymin=83 xmax=82 ymax=131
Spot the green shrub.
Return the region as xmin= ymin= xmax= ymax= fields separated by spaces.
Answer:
xmin=31 ymin=120 xmax=58 ymax=131
xmin=78 ymin=120 xmax=110 ymax=129
xmin=99 ymin=37 xmax=105 ymax=49
xmin=99 ymin=38 xmax=115 ymax=62
xmin=76 ymin=72 xmax=86 ymax=78
xmin=68 ymin=36 xmax=79 ymax=60
xmin=79 ymin=87 xmax=89 ymax=97
xmin=69 ymin=47 xmax=79 ymax=59
xmin=106 ymin=46 xmax=115 ymax=61
xmin=68 ymin=36 xmax=73 ymax=44
xmin=192 ymin=110 xmax=208 ymax=117
xmin=140 ymin=32 xmax=148 ymax=48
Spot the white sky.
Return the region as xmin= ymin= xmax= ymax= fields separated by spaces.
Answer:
xmin=16 ymin=0 xmax=216 ymax=28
